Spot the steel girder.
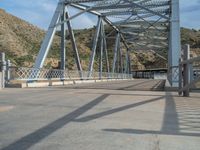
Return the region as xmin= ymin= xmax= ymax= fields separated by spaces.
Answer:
xmin=34 ymin=0 xmax=180 ymax=86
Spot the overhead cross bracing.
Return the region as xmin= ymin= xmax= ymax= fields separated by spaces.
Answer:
xmin=66 ymin=0 xmax=171 ymax=51
xmin=66 ymin=0 xmax=170 ymax=48
xmin=34 ymin=0 xmax=181 ymax=87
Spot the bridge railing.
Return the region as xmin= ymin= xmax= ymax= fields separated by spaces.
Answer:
xmin=179 ymin=45 xmax=200 ymax=97
xmin=167 ymin=66 xmax=179 ymax=86
xmin=9 ymin=67 xmax=132 ymax=81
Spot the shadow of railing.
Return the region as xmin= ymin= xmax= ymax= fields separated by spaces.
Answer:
xmin=74 ymin=96 xmax=164 ymax=122
xmin=103 ymin=92 xmax=200 ymax=137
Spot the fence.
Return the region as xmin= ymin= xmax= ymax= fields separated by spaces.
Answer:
xmin=179 ymin=45 xmax=200 ymax=97
xmin=167 ymin=66 xmax=180 ymax=86
xmin=9 ymin=67 xmax=132 ymax=81
xmin=193 ymin=66 xmax=200 ymax=80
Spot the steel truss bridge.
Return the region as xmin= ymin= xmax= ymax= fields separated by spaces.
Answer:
xmin=33 ymin=0 xmax=181 ymax=86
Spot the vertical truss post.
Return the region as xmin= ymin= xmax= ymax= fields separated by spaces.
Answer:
xmin=121 ymin=36 xmax=131 ymax=74
xmin=112 ymin=32 xmax=120 ymax=73
xmin=168 ymin=0 xmax=181 ymax=87
xmin=127 ymin=49 xmax=131 ymax=74
xmin=88 ymin=17 xmax=102 ymax=78
xmin=34 ymin=1 xmax=63 ymax=68
xmin=102 ymin=22 xmax=110 ymax=74
xmin=117 ymin=38 xmax=121 ymax=74
xmin=60 ymin=5 xmax=66 ymax=71
xmin=124 ymin=49 xmax=129 ymax=74
xmin=117 ymin=46 xmax=119 ymax=73
xmin=119 ymin=41 xmax=123 ymax=74
xmin=99 ymin=20 xmax=104 ymax=79
xmin=66 ymin=7 xmax=83 ymax=77
xmin=123 ymin=57 xmax=127 ymax=75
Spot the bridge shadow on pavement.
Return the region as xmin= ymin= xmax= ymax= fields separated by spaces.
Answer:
xmin=73 ymin=96 xmax=164 ymax=122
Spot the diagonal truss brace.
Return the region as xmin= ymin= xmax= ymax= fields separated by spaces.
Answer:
xmin=34 ymin=1 xmax=64 ymax=68
xmin=88 ymin=17 xmax=102 ymax=77
xmin=66 ymin=7 xmax=83 ymax=74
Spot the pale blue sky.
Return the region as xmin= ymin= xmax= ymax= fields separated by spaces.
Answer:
xmin=0 ymin=0 xmax=200 ymax=30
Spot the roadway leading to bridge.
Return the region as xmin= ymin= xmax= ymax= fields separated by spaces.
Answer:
xmin=0 ymin=80 xmax=200 ymax=150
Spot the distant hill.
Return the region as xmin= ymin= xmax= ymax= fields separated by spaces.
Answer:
xmin=0 ymin=9 xmax=199 ymax=71
xmin=181 ymin=27 xmax=200 ymax=57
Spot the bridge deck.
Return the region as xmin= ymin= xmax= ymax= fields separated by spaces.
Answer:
xmin=0 ymin=80 xmax=200 ymax=150
xmin=67 ymin=79 xmax=166 ymax=91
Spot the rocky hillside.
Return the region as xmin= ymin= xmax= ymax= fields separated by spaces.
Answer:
xmin=0 ymin=9 xmax=61 ymax=67
xmin=181 ymin=27 xmax=200 ymax=57
xmin=0 ymin=9 xmax=199 ymax=71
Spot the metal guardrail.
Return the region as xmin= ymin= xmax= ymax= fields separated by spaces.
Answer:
xmin=193 ymin=68 xmax=200 ymax=80
xmin=167 ymin=66 xmax=179 ymax=85
xmin=9 ymin=67 xmax=132 ymax=81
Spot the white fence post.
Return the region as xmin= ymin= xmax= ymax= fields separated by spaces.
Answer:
xmin=182 ymin=45 xmax=190 ymax=97
xmin=0 ymin=53 xmax=6 ymax=88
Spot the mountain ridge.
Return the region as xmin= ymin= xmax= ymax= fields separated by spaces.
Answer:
xmin=0 ymin=9 xmax=199 ymax=70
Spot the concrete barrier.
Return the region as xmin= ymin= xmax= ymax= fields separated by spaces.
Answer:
xmin=27 ymin=82 xmax=49 ymax=88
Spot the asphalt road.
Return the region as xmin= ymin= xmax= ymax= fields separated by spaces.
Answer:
xmin=0 ymin=80 xmax=200 ymax=150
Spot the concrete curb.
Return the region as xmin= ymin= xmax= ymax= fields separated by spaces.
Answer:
xmin=6 ymin=79 xmax=133 ymax=88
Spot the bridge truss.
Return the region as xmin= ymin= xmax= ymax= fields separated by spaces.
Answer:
xmin=34 ymin=0 xmax=180 ymax=86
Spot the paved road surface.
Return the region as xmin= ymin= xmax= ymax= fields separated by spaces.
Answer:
xmin=0 ymin=80 xmax=200 ymax=150
xmin=66 ymin=79 xmax=166 ymax=91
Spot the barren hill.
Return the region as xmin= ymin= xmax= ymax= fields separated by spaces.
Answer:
xmin=0 ymin=9 xmax=199 ymax=71
xmin=0 ymin=9 xmax=61 ymax=67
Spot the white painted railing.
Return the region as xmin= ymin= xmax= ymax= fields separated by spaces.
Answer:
xmin=179 ymin=45 xmax=200 ymax=97
xmin=10 ymin=67 xmax=132 ymax=81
